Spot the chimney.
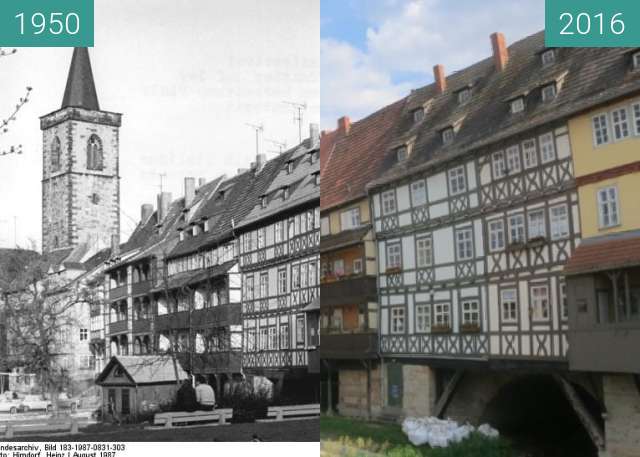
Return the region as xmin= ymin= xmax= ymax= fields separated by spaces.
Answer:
xmin=337 ymin=116 xmax=351 ymax=135
xmin=141 ymin=204 xmax=154 ymax=222
xmin=255 ymin=153 xmax=267 ymax=172
xmin=237 ymin=168 xmax=248 ymax=175
xmin=433 ymin=64 xmax=447 ymax=94
xmin=310 ymin=123 xmax=320 ymax=142
xmin=491 ymin=32 xmax=509 ymax=72
xmin=157 ymin=192 xmax=172 ymax=222
xmin=198 ymin=177 xmax=206 ymax=188
xmin=110 ymin=234 xmax=120 ymax=257
xmin=184 ymin=177 xmax=196 ymax=207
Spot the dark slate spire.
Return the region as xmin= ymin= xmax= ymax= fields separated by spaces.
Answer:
xmin=61 ymin=48 xmax=100 ymax=111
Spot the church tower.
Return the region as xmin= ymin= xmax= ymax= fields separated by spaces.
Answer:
xmin=41 ymin=48 xmax=122 ymax=254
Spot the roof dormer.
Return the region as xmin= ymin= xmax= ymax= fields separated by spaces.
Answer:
xmin=540 ymin=48 xmax=556 ymax=67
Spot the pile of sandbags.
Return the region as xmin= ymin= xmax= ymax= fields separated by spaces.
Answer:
xmin=401 ymin=416 xmax=499 ymax=447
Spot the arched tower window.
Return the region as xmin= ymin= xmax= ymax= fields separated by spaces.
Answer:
xmin=86 ymin=134 xmax=103 ymax=170
xmin=51 ymin=137 xmax=62 ymax=172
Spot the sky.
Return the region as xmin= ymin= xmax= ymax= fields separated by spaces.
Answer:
xmin=0 ymin=0 xmax=319 ymax=251
xmin=320 ymin=0 xmax=544 ymax=130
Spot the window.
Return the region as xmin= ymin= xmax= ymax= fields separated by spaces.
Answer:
xmin=458 ymin=88 xmax=471 ymax=104
xmin=511 ymin=97 xmax=525 ymax=114
xmin=611 ymin=107 xmax=630 ymax=140
xmin=415 ymin=304 xmax=431 ymax=333
xmin=51 ymin=137 xmax=62 ymax=172
xmin=259 ymin=273 xmax=268 ymax=298
xmin=541 ymin=83 xmax=557 ymax=102
xmin=386 ymin=243 xmax=402 ymax=269
xmin=416 ymin=237 xmax=433 ymax=268
xmin=397 ymin=146 xmax=409 ymax=162
xmin=592 ymin=113 xmax=610 ymax=146
xmin=560 ymin=283 xmax=568 ymax=320
xmin=278 ymin=269 xmax=287 ymax=294
xmin=434 ymin=303 xmax=451 ymax=328
xmin=541 ymin=49 xmax=556 ymax=66
xmin=260 ymin=196 xmax=267 ymax=208
xmin=275 ymin=221 xmax=285 ymax=242
xmin=456 ymin=229 xmax=473 ymax=261
xmin=314 ymin=172 xmax=321 ymax=186
xmin=501 ymin=289 xmax=518 ymax=323
xmin=381 ymin=190 xmax=396 ymax=215
xmin=79 ymin=328 xmax=88 ymax=341
xmin=292 ymin=264 xmax=301 ymax=288
xmin=411 ymin=180 xmax=427 ymax=207
xmin=391 ymin=307 xmax=405 ymax=334
xmin=531 ymin=285 xmax=550 ymax=321
xmin=539 ymin=133 xmax=556 ymax=163
xmin=492 ymin=151 xmax=506 ymax=179
xmin=353 ymin=258 xmax=363 ymax=275
xmin=448 ymin=166 xmax=466 ymax=195
xmin=550 ymin=205 xmax=569 ymax=240
xmin=413 ymin=108 xmax=425 ymax=123
xmin=505 ymin=145 xmax=521 ymax=173
xmin=509 ymin=214 xmax=525 ymax=243
xmin=598 ymin=186 xmax=620 ymax=228
xmin=279 ymin=324 xmax=289 ymax=349
xmin=442 ymin=128 xmax=455 ymax=145
xmin=522 ymin=139 xmax=538 ymax=169
xmin=296 ymin=316 xmax=305 ymax=345
xmin=308 ymin=262 xmax=317 ymax=286
xmin=268 ymin=326 xmax=277 ymax=350
xmin=489 ymin=220 xmax=505 ymax=252
xmin=282 ymin=186 xmax=290 ymax=200
xmin=257 ymin=228 xmax=266 ymax=249
xmin=286 ymin=160 xmax=294 ymax=174
xmin=528 ymin=210 xmax=546 ymax=239
xmin=632 ymin=102 xmax=640 ymax=135
xmin=633 ymin=51 xmax=640 ymax=70
xmin=462 ymin=300 xmax=480 ymax=326
xmin=86 ymin=135 xmax=103 ymax=171
xmin=341 ymin=207 xmax=361 ymax=230
xmin=333 ymin=259 xmax=345 ymax=276
xmin=245 ymin=276 xmax=254 ymax=300
xmin=320 ymin=217 xmax=330 ymax=236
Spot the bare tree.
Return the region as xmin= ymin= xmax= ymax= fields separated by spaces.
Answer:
xmin=0 ymin=48 xmax=32 ymax=156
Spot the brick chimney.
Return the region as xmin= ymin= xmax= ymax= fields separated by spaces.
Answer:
xmin=434 ymin=64 xmax=447 ymax=94
xmin=110 ymin=234 xmax=120 ymax=257
xmin=337 ymin=116 xmax=351 ymax=135
xmin=184 ymin=177 xmax=196 ymax=207
xmin=255 ymin=153 xmax=267 ymax=172
xmin=491 ymin=32 xmax=509 ymax=72
xmin=157 ymin=192 xmax=172 ymax=222
xmin=141 ymin=204 xmax=154 ymax=222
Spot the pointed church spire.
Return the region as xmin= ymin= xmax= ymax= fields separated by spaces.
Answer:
xmin=61 ymin=47 xmax=100 ymax=111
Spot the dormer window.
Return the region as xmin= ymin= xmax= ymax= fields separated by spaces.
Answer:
xmin=632 ymin=51 xmax=640 ymax=70
xmin=217 ymin=190 xmax=226 ymax=201
xmin=178 ymin=229 xmax=185 ymax=242
xmin=442 ymin=127 xmax=455 ymax=145
xmin=396 ymin=145 xmax=409 ymax=162
xmin=204 ymin=219 xmax=210 ymax=232
xmin=308 ymin=150 xmax=317 ymax=164
xmin=541 ymin=49 xmax=556 ymax=66
xmin=412 ymin=108 xmax=425 ymax=123
xmin=541 ymin=83 xmax=557 ymax=102
xmin=260 ymin=195 xmax=268 ymax=208
xmin=283 ymin=186 xmax=290 ymax=200
xmin=510 ymin=97 xmax=525 ymax=114
xmin=314 ymin=172 xmax=320 ymax=186
xmin=457 ymin=88 xmax=471 ymax=104
xmin=286 ymin=161 xmax=294 ymax=174
xmin=192 ymin=225 xmax=199 ymax=236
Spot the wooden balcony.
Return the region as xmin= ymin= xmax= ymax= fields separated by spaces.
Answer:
xmin=154 ymin=304 xmax=242 ymax=332
xmin=175 ymin=351 xmax=242 ymax=374
xmin=132 ymin=319 xmax=152 ymax=334
xmin=109 ymin=284 xmax=128 ymax=301
xmin=131 ymin=280 xmax=152 ymax=297
xmin=109 ymin=320 xmax=128 ymax=335
xmin=321 ymin=275 xmax=377 ymax=308
xmin=321 ymin=332 xmax=378 ymax=360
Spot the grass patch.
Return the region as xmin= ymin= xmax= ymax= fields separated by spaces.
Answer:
xmin=320 ymin=416 xmax=512 ymax=457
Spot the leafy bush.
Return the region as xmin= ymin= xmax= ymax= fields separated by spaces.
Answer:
xmin=220 ymin=382 xmax=272 ymax=423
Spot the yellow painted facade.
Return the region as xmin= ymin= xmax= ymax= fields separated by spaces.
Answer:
xmin=568 ymin=95 xmax=640 ymax=238
xmin=327 ymin=199 xmax=371 ymax=235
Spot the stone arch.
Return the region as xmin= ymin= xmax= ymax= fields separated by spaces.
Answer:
xmin=51 ymin=136 xmax=62 ymax=171
xmin=87 ymin=134 xmax=103 ymax=170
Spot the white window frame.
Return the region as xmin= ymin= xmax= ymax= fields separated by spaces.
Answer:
xmin=353 ymin=258 xmax=363 ymax=275
xmin=411 ymin=180 xmax=427 ymax=207
xmin=386 ymin=243 xmax=402 ymax=270
xmin=527 ymin=209 xmax=546 ymax=239
xmin=259 ymin=272 xmax=269 ymax=299
xmin=333 ymin=259 xmax=345 ymax=276
xmin=340 ymin=207 xmax=361 ymax=231
xmin=539 ymin=133 xmax=556 ymax=163
xmin=505 ymin=145 xmax=521 ymax=174
xmin=442 ymin=128 xmax=455 ymax=145
xmin=501 ymin=289 xmax=518 ymax=323
xmin=456 ymin=228 xmax=474 ymax=261
xmin=492 ymin=151 xmax=506 ymax=179
xmin=611 ymin=107 xmax=630 ymax=141
xmin=531 ymin=285 xmax=550 ymax=321
xmin=509 ymin=214 xmax=526 ymax=244
xmin=391 ymin=307 xmax=405 ymax=334
xmin=381 ymin=190 xmax=397 ymax=215
xmin=415 ymin=304 xmax=431 ymax=333
xmin=550 ymin=204 xmax=570 ymax=240
xmin=448 ymin=166 xmax=466 ymax=196
xmin=397 ymin=146 xmax=409 ymax=162
xmin=633 ymin=52 xmax=640 ymax=70
xmin=541 ymin=83 xmax=557 ymax=102
xmin=434 ymin=303 xmax=451 ymax=328
xmin=632 ymin=102 xmax=640 ymax=135
xmin=458 ymin=88 xmax=471 ymax=104
xmin=278 ymin=269 xmax=287 ymax=294
xmin=560 ymin=283 xmax=568 ymax=320
xmin=413 ymin=108 xmax=425 ymax=123
xmin=461 ymin=300 xmax=480 ymax=326
xmin=511 ymin=97 xmax=525 ymax=114
xmin=541 ymin=49 xmax=556 ymax=66
xmin=320 ymin=217 xmax=330 ymax=236
xmin=416 ymin=236 xmax=433 ymax=268
xmin=597 ymin=186 xmax=620 ymax=228
xmin=489 ymin=219 xmax=505 ymax=252
xmin=522 ymin=139 xmax=538 ymax=169
xmin=592 ymin=113 xmax=610 ymax=146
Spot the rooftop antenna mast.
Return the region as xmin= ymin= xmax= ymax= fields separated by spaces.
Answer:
xmin=265 ymin=138 xmax=287 ymax=155
xmin=283 ymin=101 xmax=307 ymax=143
xmin=245 ymin=123 xmax=264 ymax=156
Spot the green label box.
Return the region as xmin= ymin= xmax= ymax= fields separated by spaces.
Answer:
xmin=546 ymin=0 xmax=640 ymax=47
xmin=0 ymin=0 xmax=94 ymax=47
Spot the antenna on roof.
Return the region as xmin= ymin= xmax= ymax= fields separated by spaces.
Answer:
xmin=265 ymin=138 xmax=287 ymax=155
xmin=283 ymin=101 xmax=307 ymax=144
xmin=245 ymin=123 xmax=264 ymax=157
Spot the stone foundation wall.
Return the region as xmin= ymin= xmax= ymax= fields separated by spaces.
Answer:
xmin=603 ymin=374 xmax=640 ymax=457
xmin=338 ymin=364 xmax=381 ymax=418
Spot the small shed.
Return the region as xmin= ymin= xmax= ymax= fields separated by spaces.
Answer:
xmin=95 ymin=355 xmax=188 ymax=421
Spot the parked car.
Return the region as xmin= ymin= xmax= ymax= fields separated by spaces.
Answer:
xmin=19 ymin=394 xmax=52 ymax=412
xmin=0 ymin=397 xmax=21 ymax=414
xmin=54 ymin=392 xmax=80 ymax=412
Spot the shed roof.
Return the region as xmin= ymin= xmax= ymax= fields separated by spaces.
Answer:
xmin=96 ymin=355 xmax=188 ymax=385
xmin=565 ymin=230 xmax=640 ymax=276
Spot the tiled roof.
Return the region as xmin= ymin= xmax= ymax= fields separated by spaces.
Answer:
xmin=320 ymin=226 xmax=371 ymax=253
xmin=320 ymin=128 xmax=339 ymax=175
xmin=62 ymin=48 xmax=100 ymax=111
xmin=96 ymin=355 xmax=187 ymax=385
xmin=565 ymin=230 xmax=640 ymax=276
xmin=321 ymin=99 xmax=407 ymax=211
xmin=368 ymin=31 xmax=640 ymax=189
xmin=150 ymin=260 xmax=236 ymax=292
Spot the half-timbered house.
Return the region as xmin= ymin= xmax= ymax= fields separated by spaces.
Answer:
xmin=237 ymin=125 xmax=320 ymax=400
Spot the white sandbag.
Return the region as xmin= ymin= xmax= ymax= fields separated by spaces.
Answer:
xmin=477 ymin=423 xmax=499 ymax=438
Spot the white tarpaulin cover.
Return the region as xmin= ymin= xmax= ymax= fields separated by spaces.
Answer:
xmin=402 ymin=417 xmax=499 ymax=447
